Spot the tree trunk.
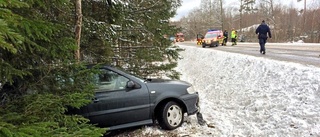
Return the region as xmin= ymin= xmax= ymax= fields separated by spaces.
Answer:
xmin=220 ymin=0 xmax=224 ymax=30
xmin=75 ymin=0 xmax=82 ymax=62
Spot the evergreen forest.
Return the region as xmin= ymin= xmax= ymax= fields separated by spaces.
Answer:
xmin=0 ymin=0 xmax=182 ymax=136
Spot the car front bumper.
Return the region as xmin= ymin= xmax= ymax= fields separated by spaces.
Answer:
xmin=202 ymin=41 xmax=218 ymax=46
xmin=180 ymin=92 xmax=199 ymax=115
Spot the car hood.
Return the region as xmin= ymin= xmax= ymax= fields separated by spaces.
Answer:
xmin=144 ymin=78 xmax=191 ymax=91
xmin=145 ymin=78 xmax=189 ymax=85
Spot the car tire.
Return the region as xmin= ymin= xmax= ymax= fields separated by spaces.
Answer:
xmin=157 ymin=101 xmax=184 ymax=130
xmin=202 ymin=44 xmax=205 ymax=48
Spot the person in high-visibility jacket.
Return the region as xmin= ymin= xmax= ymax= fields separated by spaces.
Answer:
xmin=234 ymin=31 xmax=238 ymax=45
xmin=231 ymin=28 xmax=236 ymax=46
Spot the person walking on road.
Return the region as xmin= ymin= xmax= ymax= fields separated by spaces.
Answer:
xmin=223 ymin=30 xmax=228 ymax=46
xmin=231 ymin=28 xmax=236 ymax=46
xmin=255 ymin=20 xmax=272 ymax=54
xmin=234 ymin=31 xmax=238 ymax=45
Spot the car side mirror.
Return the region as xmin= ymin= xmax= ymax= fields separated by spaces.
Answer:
xmin=126 ymin=80 xmax=141 ymax=89
xmin=127 ymin=81 xmax=135 ymax=88
xmin=127 ymin=80 xmax=140 ymax=89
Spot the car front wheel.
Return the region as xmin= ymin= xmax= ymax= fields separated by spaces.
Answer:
xmin=157 ymin=101 xmax=184 ymax=130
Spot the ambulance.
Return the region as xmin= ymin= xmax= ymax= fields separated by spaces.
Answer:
xmin=202 ymin=29 xmax=224 ymax=48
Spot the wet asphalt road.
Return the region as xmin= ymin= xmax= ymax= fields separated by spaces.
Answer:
xmin=177 ymin=41 xmax=320 ymax=68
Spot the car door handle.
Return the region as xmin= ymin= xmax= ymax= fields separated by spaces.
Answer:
xmin=93 ymin=98 xmax=100 ymax=103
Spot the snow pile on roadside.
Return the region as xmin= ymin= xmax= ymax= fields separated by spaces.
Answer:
xmin=288 ymin=40 xmax=305 ymax=43
xmin=142 ymin=45 xmax=320 ymax=137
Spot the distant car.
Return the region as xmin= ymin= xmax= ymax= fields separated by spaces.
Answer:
xmin=169 ymin=36 xmax=176 ymax=42
xmin=202 ymin=29 xmax=224 ymax=48
xmin=238 ymin=34 xmax=246 ymax=42
xmin=68 ymin=65 xmax=199 ymax=131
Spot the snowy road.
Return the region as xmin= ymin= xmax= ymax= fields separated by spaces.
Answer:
xmin=180 ymin=41 xmax=320 ymax=68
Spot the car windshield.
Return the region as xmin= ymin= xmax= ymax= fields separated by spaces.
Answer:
xmin=204 ymin=33 xmax=218 ymax=38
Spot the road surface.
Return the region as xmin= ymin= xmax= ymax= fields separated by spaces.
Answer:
xmin=177 ymin=41 xmax=320 ymax=68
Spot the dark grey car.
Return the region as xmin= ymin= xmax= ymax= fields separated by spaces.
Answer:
xmin=70 ymin=65 xmax=199 ymax=131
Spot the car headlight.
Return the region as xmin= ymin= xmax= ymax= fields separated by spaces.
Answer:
xmin=187 ymin=86 xmax=197 ymax=94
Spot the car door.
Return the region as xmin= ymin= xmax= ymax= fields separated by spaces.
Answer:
xmin=87 ymin=69 xmax=151 ymax=127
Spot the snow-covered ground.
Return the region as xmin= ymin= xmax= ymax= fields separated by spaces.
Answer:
xmin=140 ymin=44 xmax=320 ymax=137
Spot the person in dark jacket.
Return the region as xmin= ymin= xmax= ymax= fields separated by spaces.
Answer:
xmin=223 ymin=30 xmax=228 ymax=46
xmin=255 ymin=20 xmax=272 ymax=54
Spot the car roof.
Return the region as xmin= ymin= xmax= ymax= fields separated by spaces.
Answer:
xmin=206 ymin=30 xmax=222 ymax=33
xmin=206 ymin=31 xmax=222 ymax=35
xmin=86 ymin=64 xmax=117 ymax=71
xmin=207 ymin=31 xmax=219 ymax=33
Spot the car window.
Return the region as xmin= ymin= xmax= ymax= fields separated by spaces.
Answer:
xmin=94 ymin=69 xmax=129 ymax=92
xmin=114 ymin=67 xmax=145 ymax=82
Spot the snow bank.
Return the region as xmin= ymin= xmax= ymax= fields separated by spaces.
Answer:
xmin=173 ymin=45 xmax=320 ymax=137
xmin=141 ymin=45 xmax=320 ymax=137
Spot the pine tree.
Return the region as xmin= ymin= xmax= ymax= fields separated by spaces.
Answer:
xmin=1 ymin=0 xmax=184 ymax=136
xmin=80 ymin=0 xmax=183 ymax=79
xmin=0 ymin=1 xmax=106 ymax=136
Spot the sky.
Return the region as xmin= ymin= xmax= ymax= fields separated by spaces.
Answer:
xmin=114 ymin=43 xmax=320 ymax=136
xmin=171 ymin=0 xmax=307 ymax=21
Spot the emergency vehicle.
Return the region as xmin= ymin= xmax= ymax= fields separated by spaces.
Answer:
xmin=175 ymin=32 xmax=185 ymax=42
xmin=196 ymin=34 xmax=204 ymax=45
xmin=202 ymin=29 xmax=224 ymax=48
